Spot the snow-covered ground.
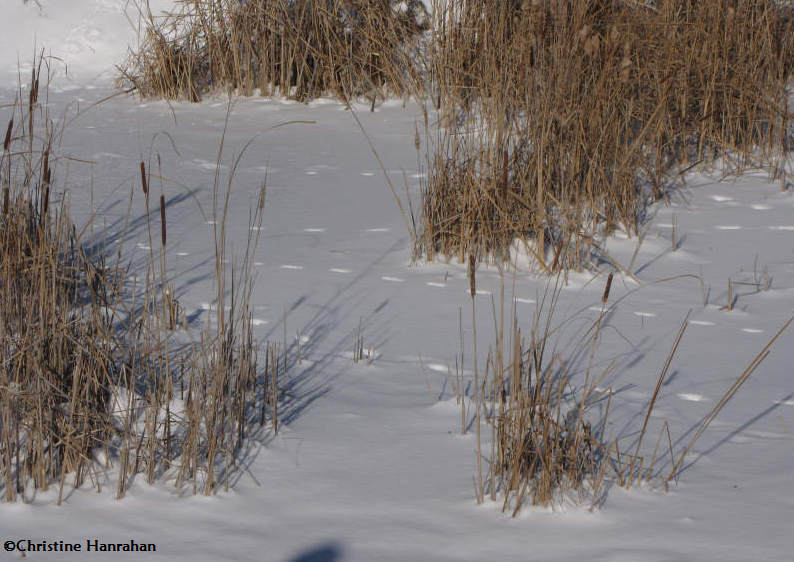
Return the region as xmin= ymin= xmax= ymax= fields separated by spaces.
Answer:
xmin=1 ymin=2 xmax=793 ymax=561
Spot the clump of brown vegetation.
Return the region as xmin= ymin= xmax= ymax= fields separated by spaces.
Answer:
xmin=467 ymin=272 xmax=793 ymax=515
xmin=468 ymin=278 xmax=614 ymax=512
xmin=418 ymin=0 xmax=794 ymax=270
xmin=120 ymin=0 xmax=429 ymax=102
xmin=0 ymin=62 xmax=283 ymax=503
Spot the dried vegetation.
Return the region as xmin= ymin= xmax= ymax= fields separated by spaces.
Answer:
xmin=120 ymin=0 xmax=429 ymax=102
xmin=418 ymin=0 xmax=794 ymax=270
xmin=0 ymin=63 xmax=284 ymax=502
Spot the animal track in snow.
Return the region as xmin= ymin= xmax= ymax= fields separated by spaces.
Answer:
xmin=280 ymin=265 xmax=304 ymax=270
xmin=251 ymin=319 xmax=268 ymax=326
xmin=176 ymin=251 xmax=189 ymax=256
xmin=768 ymin=226 xmax=794 ymax=231
xmin=365 ymin=228 xmax=390 ymax=233
xmin=426 ymin=282 xmax=446 ymax=288
xmin=190 ymin=158 xmax=226 ymax=171
xmin=678 ymin=393 xmax=708 ymax=402
xmin=304 ymin=228 xmax=326 ymax=233
xmin=715 ymin=225 xmax=742 ymax=230
xmin=711 ymin=195 xmax=734 ymax=202
xmin=360 ymin=172 xmax=375 ymax=177
xmin=515 ymin=297 xmax=535 ymax=304
xmin=381 ymin=276 xmax=404 ymax=283
xmin=634 ymin=311 xmax=657 ymax=318
xmin=136 ymin=242 xmax=151 ymax=250
xmin=463 ymin=289 xmax=492 ymax=296
xmin=427 ymin=363 xmax=449 ymax=373
xmin=774 ymin=399 xmax=794 ymax=406
xmin=689 ymin=320 xmax=715 ymax=326
xmin=305 ymin=170 xmax=318 ymax=176
xmin=750 ymin=203 xmax=773 ymax=210
xmin=330 ymin=268 xmax=352 ymax=274
xmin=741 ymin=328 xmax=764 ymax=334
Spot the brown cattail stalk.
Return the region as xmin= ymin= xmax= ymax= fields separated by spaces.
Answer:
xmin=3 ymin=119 xmax=12 ymax=152
xmin=159 ymin=194 xmax=166 ymax=247
xmin=601 ymin=272 xmax=614 ymax=304
xmin=140 ymin=161 xmax=148 ymax=196
xmin=501 ymin=148 xmax=508 ymax=202
xmin=468 ymin=254 xmax=476 ymax=298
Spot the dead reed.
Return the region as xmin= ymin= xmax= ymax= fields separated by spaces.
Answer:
xmin=418 ymin=0 xmax=794 ymax=270
xmin=0 ymin=64 xmax=285 ymax=503
xmin=477 ymin=279 xmax=613 ymax=513
xmin=471 ymin=273 xmax=792 ymax=515
xmin=121 ymin=0 xmax=429 ymax=103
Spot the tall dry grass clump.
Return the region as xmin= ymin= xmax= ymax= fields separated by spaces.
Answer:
xmin=0 ymin=64 xmax=122 ymax=501
xmin=0 ymin=64 xmax=284 ymax=503
xmin=467 ymin=278 xmax=614 ymax=512
xmin=121 ymin=0 xmax=429 ymax=102
xmin=418 ymin=0 xmax=794 ymax=270
xmin=467 ymin=273 xmax=792 ymax=515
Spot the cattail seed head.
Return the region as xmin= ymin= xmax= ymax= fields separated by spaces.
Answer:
xmin=42 ymin=149 xmax=50 ymax=185
xmin=468 ymin=253 xmax=476 ymax=298
xmin=41 ymin=185 xmax=50 ymax=221
xmin=3 ymin=119 xmax=12 ymax=152
xmin=602 ymin=272 xmax=614 ymax=304
xmin=140 ymin=162 xmax=148 ymax=196
xmin=501 ymin=148 xmax=509 ymax=199
xmin=160 ymin=194 xmax=167 ymax=247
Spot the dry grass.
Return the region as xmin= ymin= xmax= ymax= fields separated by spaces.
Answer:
xmin=120 ymin=0 xmax=429 ymax=103
xmin=468 ymin=269 xmax=793 ymax=515
xmin=472 ymin=277 xmax=614 ymax=512
xmin=418 ymin=0 xmax=794 ymax=270
xmin=0 ymin=63 xmax=283 ymax=502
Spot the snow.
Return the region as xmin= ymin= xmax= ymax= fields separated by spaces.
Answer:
xmin=1 ymin=2 xmax=793 ymax=561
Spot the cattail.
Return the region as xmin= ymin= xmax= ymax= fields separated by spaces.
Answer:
xmin=601 ymin=272 xmax=613 ymax=304
xmin=140 ymin=162 xmax=148 ymax=196
xmin=3 ymin=119 xmax=12 ymax=151
xmin=28 ymin=69 xmax=36 ymax=108
xmin=42 ymin=148 xmax=50 ymax=185
xmin=258 ymin=184 xmax=266 ymax=211
xmin=501 ymin=148 xmax=509 ymax=202
xmin=41 ymin=184 xmax=49 ymax=222
xmin=160 ymin=194 xmax=167 ymax=247
xmin=468 ymin=253 xmax=476 ymax=298
xmin=41 ymin=149 xmax=51 ymax=220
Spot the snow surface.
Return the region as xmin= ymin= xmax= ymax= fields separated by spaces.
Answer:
xmin=1 ymin=2 xmax=793 ymax=561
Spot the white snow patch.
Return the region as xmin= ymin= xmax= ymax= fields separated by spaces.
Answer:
xmin=678 ymin=393 xmax=709 ymax=402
